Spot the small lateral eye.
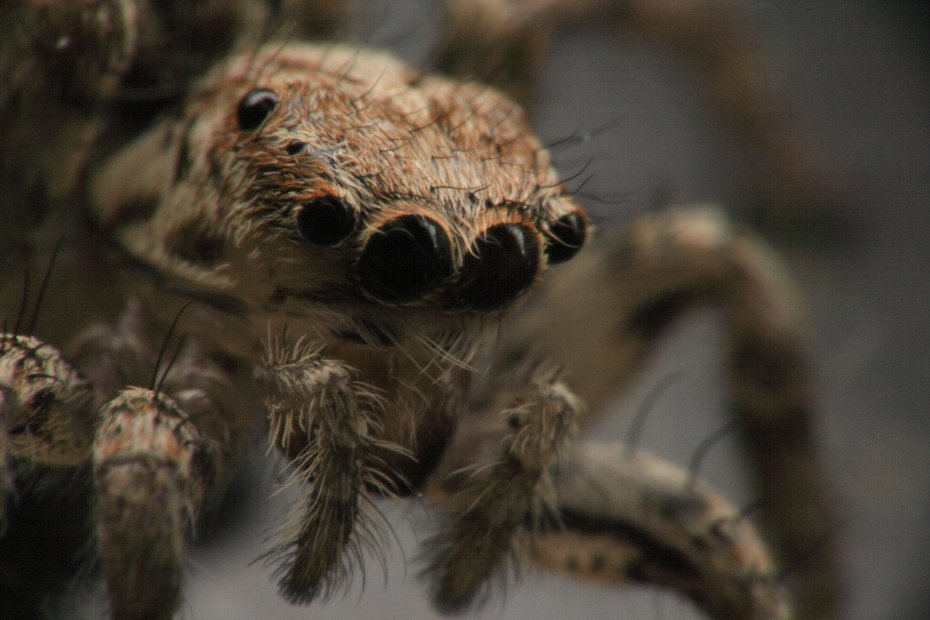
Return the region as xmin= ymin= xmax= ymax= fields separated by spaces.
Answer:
xmin=297 ymin=196 xmax=357 ymax=246
xmin=237 ymin=89 xmax=278 ymax=131
xmin=285 ymin=140 xmax=305 ymax=155
xmin=545 ymin=211 xmax=587 ymax=264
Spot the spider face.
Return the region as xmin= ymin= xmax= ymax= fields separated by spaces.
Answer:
xmin=93 ymin=44 xmax=587 ymax=339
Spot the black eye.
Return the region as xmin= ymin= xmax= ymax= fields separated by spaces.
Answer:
xmin=358 ymin=215 xmax=453 ymax=303
xmin=237 ymin=89 xmax=278 ymax=131
xmin=458 ymin=224 xmax=539 ymax=310
xmin=297 ymin=196 xmax=357 ymax=246
xmin=285 ymin=140 xmax=305 ymax=155
xmin=545 ymin=211 xmax=587 ymax=264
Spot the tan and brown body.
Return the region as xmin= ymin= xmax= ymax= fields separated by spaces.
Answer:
xmin=1 ymin=3 xmax=841 ymax=620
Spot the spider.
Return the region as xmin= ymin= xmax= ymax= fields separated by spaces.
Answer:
xmin=0 ymin=1 xmax=841 ymax=619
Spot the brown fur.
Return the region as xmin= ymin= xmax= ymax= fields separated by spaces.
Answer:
xmin=0 ymin=3 xmax=841 ymax=619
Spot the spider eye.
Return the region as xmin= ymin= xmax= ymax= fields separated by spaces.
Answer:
xmin=458 ymin=224 xmax=539 ymax=310
xmin=237 ymin=89 xmax=278 ymax=130
xmin=285 ymin=140 xmax=305 ymax=155
xmin=297 ymin=196 xmax=357 ymax=246
xmin=545 ymin=211 xmax=587 ymax=264
xmin=358 ymin=215 xmax=452 ymax=303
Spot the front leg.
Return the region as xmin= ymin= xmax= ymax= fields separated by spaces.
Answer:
xmin=93 ymin=387 xmax=220 ymax=619
xmin=0 ymin=332 xmax=100 ymax=614
xmin=425 ymin=364 xmax=583 ymax=612
xmin=0 ymin=334 xmax=98 ymax=471
xmin=77 ymin=309 xmax=245 ymax=620
xmin=1 ymin=333 xmax=99 ymax=540
xmin=1 ymin=307 xmax=237 ymax=619
xmin=257 ymin=336 xmax=404 ymax=603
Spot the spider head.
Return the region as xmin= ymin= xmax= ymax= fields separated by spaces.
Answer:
xmin=226 ymin=45 xmax=587 ymax=313
xmin=93 ymin=44 xmax=587 ymax=340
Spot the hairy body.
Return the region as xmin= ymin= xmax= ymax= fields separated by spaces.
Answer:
xmin=0 ymin=2 xmax=840 ymax=619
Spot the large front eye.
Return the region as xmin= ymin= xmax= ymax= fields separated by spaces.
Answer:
xmin=358 ymin=215 xmax=453 ymax=303
xmin=297 ymin=196 xmax=357 ymax=246
xmin=458 ymin=224 xmax=539 ymax=310
xmin=237 ymin=89 xmax=278 ymax=130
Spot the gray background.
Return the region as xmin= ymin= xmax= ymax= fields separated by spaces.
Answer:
xmin=81 ymin=2 xmax=927 ymax=618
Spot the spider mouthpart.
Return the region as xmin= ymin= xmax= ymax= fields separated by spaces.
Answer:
xmin=297 ymin=196 xmax=357 ymax=246
xmin=358 ymin=215 xmax=453 ymax=303
xmin=458 ymin=223 xmax=539 ymax=310
xmin=545 ymin=211 xmax=587 ymax=264
xmin=237 ymin=88 xmax=278 ymax=130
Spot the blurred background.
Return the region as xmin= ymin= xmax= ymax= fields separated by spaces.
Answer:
xmin=66 ymin=1 xmax=927 ymax=618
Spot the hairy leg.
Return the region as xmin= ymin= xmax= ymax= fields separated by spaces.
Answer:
xmin=535 ymin=441 xmax=790 ymax=620
xmin=68 ymin=303 xmax=249 ymax=618
xmin=1 ymin=334 xmax=98 ymax=522
xmin=93 ymin=387 xmax=219 ymax=619
xmin=257 ymin=336 xmax=403 ymax=604
xmin=469 ymin=206 xmax=840 ymax=618
xmin=431 ymin=368 xmax=789 ymax=619
xmin=425 ymin=364 xmax=583 ymax=612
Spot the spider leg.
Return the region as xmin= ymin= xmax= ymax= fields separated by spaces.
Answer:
xmin=257 ymin=337 xmax=401 ymax=604
xmin=424 ymin=365 xmax=583 ymax=612
xmin=536 ymin=441 xmax=791 ymax=619
xmin=487 ymin=205 xmax=840 ymax=618
xmin=0 ymin=333 xmax=100 ymax=614
xmin=67 ymin=301 xmax=249 ymax=619
xmin=92 ymin=387 xmax=218 ymax=619
xmin=429 ymin=359 xmax=788 ymax=619
xmin=0 ymin=334 xmax=99 ymax=519
xmin=0 ymin=306 xmax=234 ymax=619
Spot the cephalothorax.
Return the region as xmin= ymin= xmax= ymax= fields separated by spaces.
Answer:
xmin=1 ymin=2 xmax=840 ymax=619
xmin=87 ymin=41 xmax=591 ymax=605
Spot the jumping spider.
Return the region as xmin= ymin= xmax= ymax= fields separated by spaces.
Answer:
xmin=0 ymin=1 xmax=840 ymax=619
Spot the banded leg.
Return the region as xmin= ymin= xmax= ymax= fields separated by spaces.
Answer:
xmin=93 ymin=388 xmax=219 ymax=620
xmin=258 ymin=337 xmax=401 ymax=603
xmin=429 ymin=372 xmax=788 ymax=619
xmin=0 ymin=322 xmax=230 ymax=618
xmin=0 ymin=334 xmax=98 ymax=522
xmin=426 ymin=366 xmax=583 ymax=612
xmin=0 ymin=333 xmax=99 ymax=614
xmin=487 ymin=206 xmax=840 ymax=618
xmin=534 ymin=441 xmax=791 ymax=620
xmin=70 ymin=303 xmax=246 ymax=619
